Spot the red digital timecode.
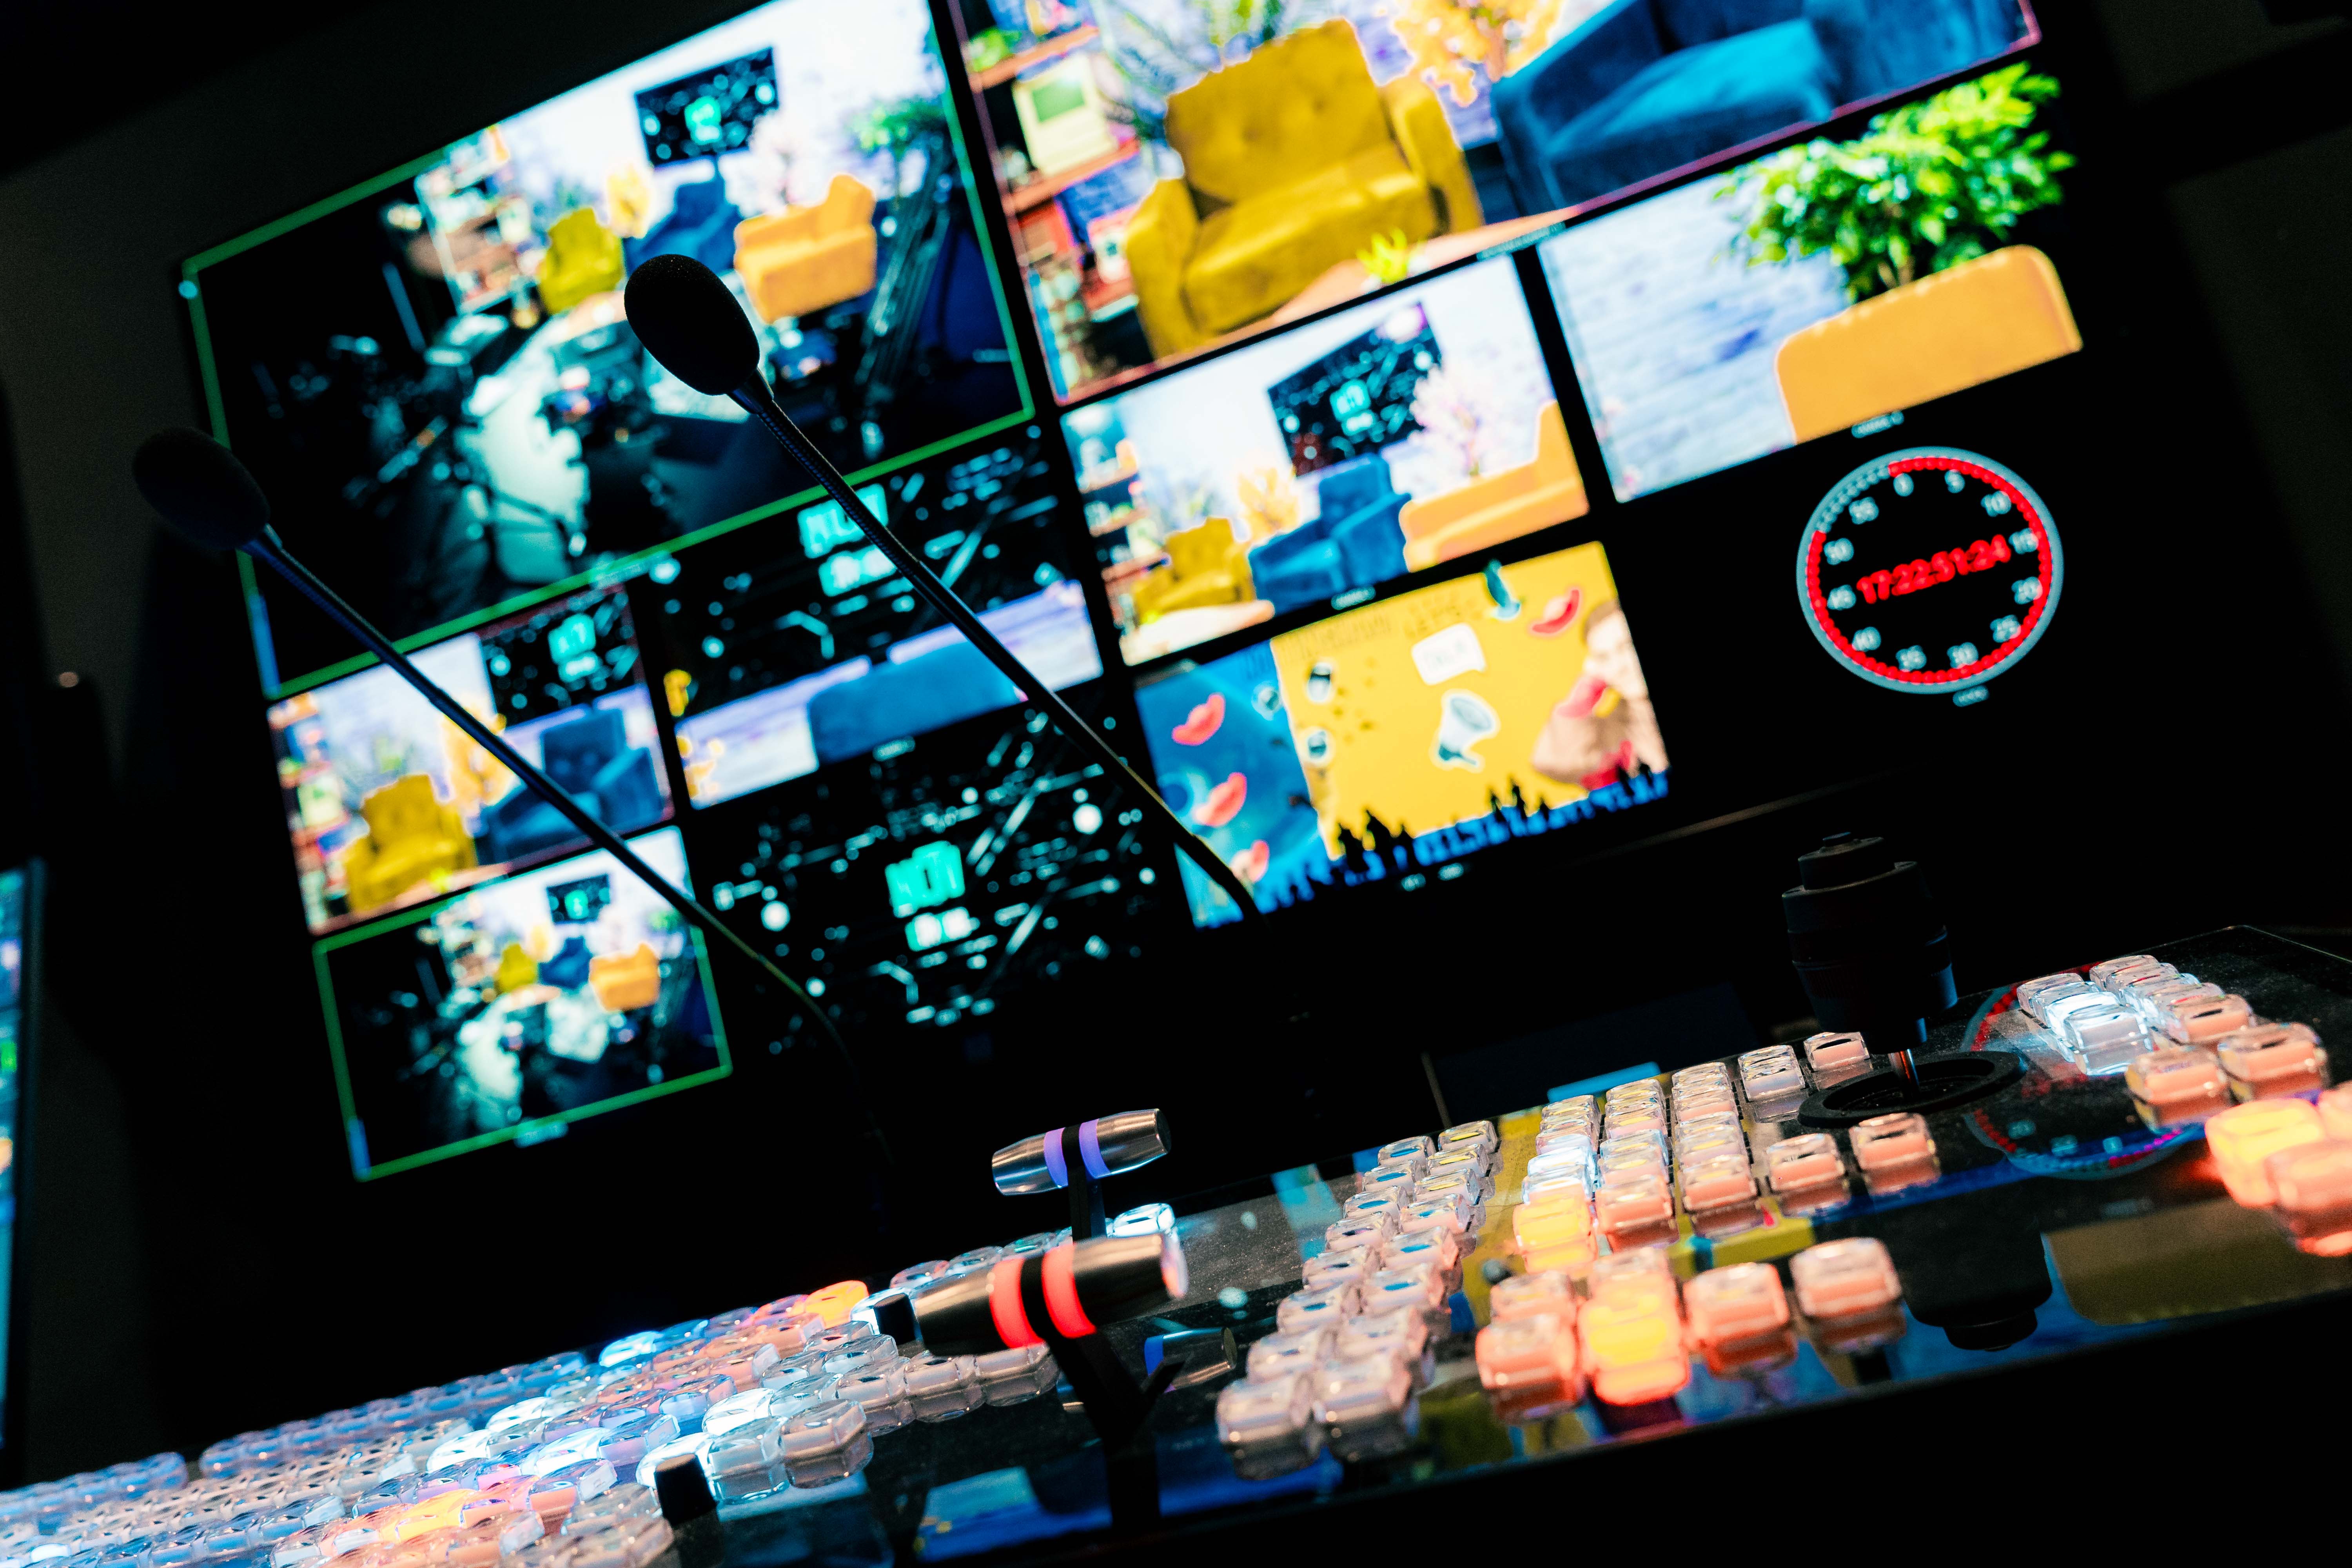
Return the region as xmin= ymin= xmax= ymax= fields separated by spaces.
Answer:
xmin=1853 ymin=532 xmax=2013 ymax=605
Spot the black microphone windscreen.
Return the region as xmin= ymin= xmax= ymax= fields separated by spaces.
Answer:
xmin=624 ymin=255 xmax=760 ymax=396
xmin=132 ymin=427 xmax=271 ymax=551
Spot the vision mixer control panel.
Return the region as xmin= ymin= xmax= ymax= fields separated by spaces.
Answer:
xmin=7 ymin=929 xmax=2349 ymax=1563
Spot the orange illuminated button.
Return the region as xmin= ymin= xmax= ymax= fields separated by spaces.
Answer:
xmin=1679 ymin=1149 xmax=1756 ymax=1213
xmin=2321 ymin=1085 xmax=2352 ymax=1143
xmin=1488 ymin=1268 xmax=1577 ymax=1324
xmin=2125 ymin=1046 xmax=2228 ymax=1113
xmin=1849 ymin=1113 xmax=1933 ymax=1172
xmin=1788 ymin=1237 xmax=1902 ymax=1320
xmin=1594 ymin=1170 xmax=1674 ymax=1238
xmin=1804 ymin=1032 xmax=1869 ymax=1073
xmin=2206 ymin=1098 xmax=2327 ymax=1205
xmin=1765 ymin=1133 xmax=1846 ymax=1191
xmin=1579 ymin=1293 xmax=1689 ymax=1405
xmin=2268 ymin=1140 xmax=2352 ymax=1220
xmin=1682 ymin=1262 xmax=1790 ymax=1347
xmin=2217 ymin=1024 xmax=2327 ymax=1095
xmin=1475 ymin=1312 xmax=1581 ymax=1395
xmin=802 ymin=1280 xmax=871 ymax=1326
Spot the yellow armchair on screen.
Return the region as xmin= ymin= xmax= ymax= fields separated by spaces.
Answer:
xmin=734 ymin=175 xmax=880 ymax=323
xmin=1125 ymin=20 xmax=1482 ymax=361
xmin=537 ymin=209 xmax=624 ymax=316
xmin=1400 ymin=401 xmax=1588 ymax=569
xmin=1131 ymin=520 xmax=1252 ymax=622
xmin=1776 ymin=247 xmax=2082 ymax=443
xmin=589 ymin=944 xmax=663 ymax=1013
xmin=342 ymin=774 xmax=477 ymax=916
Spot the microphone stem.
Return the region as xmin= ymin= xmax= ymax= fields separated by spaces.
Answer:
xmin=730 ymin=379 xmax=1268 ymax=928
xmin=248 ymin=530 xmax=889 ymax=1154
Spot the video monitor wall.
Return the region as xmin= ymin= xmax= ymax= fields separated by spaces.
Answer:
xmin=187 ymin=0 xmax=2102 ymax=1180
xmin=951 ymin=0 xmax=2035 ymax=400
xmin=183 ymin=0 xmax=1035 ymax=700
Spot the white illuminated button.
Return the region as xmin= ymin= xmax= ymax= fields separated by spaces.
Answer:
xmin=1313 ymin=1347 xmax=1412 ymax=1430
xmin=1218 ymin=1369 xmax=1317 ymax=1449
xmin=2087 ymin=955 xmax=2162 ymax=990
xmin=2218 ymin=1022 xmax=2327 ymax=1093
xmin=1848 ymin=1112 xmax=1933 ymax=1172
xmin=2159 ymin=991 xmax=2252 ymax=1045
xmin=1488 ymin=1269 xmax=1577 ymax=1324
xmin=2014 ymin=973 xmax=2084 ymax=1015
xmin=1245 ymin=1327 xmax=1330 ymax=1383
xmin=1682 ymin=1262 xmax=1789 ymax=1346
xmin=1738 ymin=1047 xmax=1806 ymax=1101
xmin=1377 ymin=1136 xmax=1434 ymax=1165
xmin=2062 ymin=1003 xmax=2152 ymax=1074
xmin=1765 ymin=1132 xmax=1846 ymax=1191
xmin=1276 ymin=1283 xmax=1360 ymax=1334
xmin=1438 ymin=1121 xmax=1498 ymax=1159
xmin=1302 ymin=1250 xmax=1374 ymax=1293
xmin=1788 ymin=1238 xmax=1902 ymax=1320
xmin=1803 ymin=1032 xmax=1870 ymax=1072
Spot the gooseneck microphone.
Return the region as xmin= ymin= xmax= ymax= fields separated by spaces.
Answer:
xmin=129 ymin=429 xmax=868 ymax=1080
xmin=622 ymin=255 xmax=1266 ymax=928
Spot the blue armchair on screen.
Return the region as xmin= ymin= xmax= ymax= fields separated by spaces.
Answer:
xmin=1490 ymin=0 xmax=2025 ymax=214
xmin=1246 ymin=454 xmax=1412 ymax=616
xmin=481 ymin=708 xmax=666 ymax=864
xmin=624 ymin=177 xmax=744 ymax=276
xmin=807 ymin=642 xmax=1025 ymax=766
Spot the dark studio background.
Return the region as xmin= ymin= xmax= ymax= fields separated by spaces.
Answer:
xmin=5 ymin=0 xmax=2352 ymax=1484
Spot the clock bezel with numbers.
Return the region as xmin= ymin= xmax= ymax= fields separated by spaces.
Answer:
xmin=1795 ymin=447 xmax=2062 ymax=696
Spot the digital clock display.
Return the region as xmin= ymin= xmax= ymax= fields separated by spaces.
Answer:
xmin=1797 ymin=448 xmax=2062 ymax=697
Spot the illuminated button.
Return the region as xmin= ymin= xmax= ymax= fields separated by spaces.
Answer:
xmin=1739 ymin=1047 xmax=1807 ymax=1101
xmin=1357 ymin=1165 xmax=1418 ymax=1201
xmin=2217 ymin=1022 xmax=2327 ymax=1094
xmin=1682 ymin=1262 xmax=1790 ymax=1346
xmin=1765 ymin=1133 xmax=1846 ymax=1191
xmin=1595 ymin=1170 xmax=1675 ymax=1238
xmin=2205 ymin=1098 xmax=2326 ymax=1205
xmin=1276 ymin=1283 xmax=1361 ymax=1334
xmin=2125 ymin=1046 xmax=2230 ymax=1120
xmin=1788 ymin=1238 xmax=1902 ymax=1320
xmin=1313 ymin=1347 xmax=1413 ymax=1432
xmin=2321 ymin=1084 xmax=2352 ymax=1143
xmin=1217 ymin=1370 xmax=1318 ymax=1450
xmin=1396 ymin=1201 xmax=1468 ymax=1245
xmin=1427 ymin=1147 xmax=1492 ymax=1185
xmin=2088 ymin=955 xmax=2162 ymax=990
xmin=1535 ymin=1121 xmax=1595 ymax=1155
xmin=1363 ymin=1263 xmax=1447 ymax=1316
xmin=2266 ymin=1142 xmax=2352 ymax=1252
xmin=1379 ymin=1227 xmax=1460 ymax=1276
xmin=1377 ymin=1136 xmax=1435 ymax=1165
xmin=2158 ymin=991 xmax=2252 ymax=1045
xmin=1526 ymin=1142 xmax=1593 ymax=1193
xmin=1679 ymin=1149 xmax=1757 ymax=1212
xmin=1488 ymin=1269 xmax=1577 ymax=1323
xmin=1246 ymin=1327 xmax=1331 ymax=1383
xmin=1588 ymin=1246 xmax=1678 ymax=1311
xmin=1302 ymin=1250 xmax=1374 ymax=1293
xmin=1439 ymin=1121 xmax=1499 ymax=1159
xmin=2061 ymin=1004 xmax=2152 ymax=1074
xmin=1605 ymin=1079 xmax=1662 ymax=1107
xmin=1475 ymin=1313 xmax=1580 ymax=1395
xmin=1804 ymin=1032 xmax=1870 ymax=1073
xmin=2038 ymin=982 xmax=2118 ymax=1036
xmin=1417 ymin=1171 xmax=1482 ymax=1210
xmin=1336 ymin=1306 xmax=1431 ymax=1368
xmin=1543 ymin=1094 xmax=1599 ymax=1128
xmin=2129 ymin=976 xmax=2217 ymax=1020
xmin=1325 ymin=1218 xmax=1389 ymax=1254
xmin=1341 ymin=1192 xmax=1401 ymax=1224
xmin=1606 ymin=1103 xmax=1667 ymax=1139
xmin=1673 ymin=1117 xmax=1744 ymax=1160
xmin=1848 ymin=1112 xmax=1933 ymax=1172
xmin=1672 ymin=1086 xmax=1739 ymax=1122
xmin=1579 ymin=1294 xmax=1689 ymax=1405
xmin=1514 ymin=1193 xmax=1595 ymax=1270
xmin=2015 ymin=973 xmax=2084 ymax=1016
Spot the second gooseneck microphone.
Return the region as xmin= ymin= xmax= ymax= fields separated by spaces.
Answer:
xmin=621 ymin=255 xmax=1266 ymax=927
xmin=129 ymin=429 xmax=861 ymax=1076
